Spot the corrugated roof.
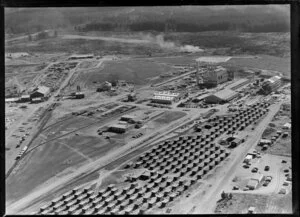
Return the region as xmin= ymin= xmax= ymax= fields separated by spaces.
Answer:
xmin=5 ymin=98 xmax=19 ymax=102
xmin=267 ymin=76 xmax=281 ymax=83
xmin=152 ymin=96 xmax=174 ymax=101
xmin=110 ymin=124 xmax=127 ymax=129
xmin=75 ymin=92 xmax=84 ymax=95
xmin=227 ymin=78 xmax=249 ymax=88
xmin=251 ymin=173 xmax=264 ymax=182
xmin=34 ymin=86 xmax=50 ymax=95
xmin=32 ymin=97 xmax=42 ymax=101
xmin=154 ymin=91 xmax=180 ymax=97
xmin=211 ymin=89 xmax=238 ymax=101
xmin=247 ymin=179 xmax=258 ymax=187
xmin=21 ymin=95 xmax=30 ymax=98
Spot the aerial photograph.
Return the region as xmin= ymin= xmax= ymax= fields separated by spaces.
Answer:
xmin=5 ymin=5 xmax=291 ymax=214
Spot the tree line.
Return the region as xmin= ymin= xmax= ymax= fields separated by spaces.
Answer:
xmin=75 ymin=20 xmax=289 ymax=33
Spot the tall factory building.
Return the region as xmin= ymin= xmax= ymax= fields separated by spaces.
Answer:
xmin=261 ymin=75 xmax=281 ymax=94
xmin=202 ymin=66 xmax=228 ymax=88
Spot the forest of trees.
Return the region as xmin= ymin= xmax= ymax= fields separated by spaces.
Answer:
xmin=5 ymin=6 xmax=290 ymax=34
xmin=76 ymin=20 xmax=289 ymax=33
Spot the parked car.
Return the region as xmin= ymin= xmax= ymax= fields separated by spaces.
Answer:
xmin=243 ymin=164 xmax=250 ymax=169
xmin=233 ymin=186 xmax=239 ymax=190
xmin=265 ymin=176 xmax=273 ymax=181
xmin=264 ymin=166 xmax=270 ymax=171
xmin=251 ymin=167 xmax=258 ymax=173
xmin=263 ymin=181 xmax=269 ymax=187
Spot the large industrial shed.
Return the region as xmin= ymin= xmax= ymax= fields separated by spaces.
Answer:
xmin=205 ymin=89 xmax=239 ymax=104
xmin=30 ymin=86 xmax=50 ymax=100
xmin=151 ymin=91 xmax=180 ymax=104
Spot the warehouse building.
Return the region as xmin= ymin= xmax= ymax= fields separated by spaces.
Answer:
xmin=68 ymin=54 xmax=94 ymax=60
xmin=261 ymin=76 xmax=281 ymax=94
xmin=205 ymin=89 xmax=239 ymax=104
xmin=202 ymin=66 xmax=228 ymax=87
xmin=247 ymin=174 xmax=264 ymax=190
xmin=5 ymin=97 xmax=20 ymax=103
xmin=151 ymin=91 xmax=180 ymax=104
xmin=120 ymin=115 xmax=136 ymax=122
xmin=109 ymin=124 xmax=129 ymax=133
xmin=20 ymin=95 xmax=31 ymax=102
xmin=31 ymin=97 xmax=43 ymax=103
xmin=30 ymin=86 xmax=50 ymax=100
xmin=75 ymin=92 xmax=85 ymax=99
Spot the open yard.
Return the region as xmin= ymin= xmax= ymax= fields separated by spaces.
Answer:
xmin=74 ymin=59 xmax=176 ymax=87
xmin=215 ymin=192 xmax=292 ymax=214
xmin=222 ymin=55 xmax=290 ymax=77
xmin=153 ymin=111 xmax=186 ymax=124
xmin=6 ymin=139 xmax=88 ymax=204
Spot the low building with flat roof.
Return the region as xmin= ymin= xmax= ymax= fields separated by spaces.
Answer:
xmin=151 ymin=91 xmax=181 ymax=104
xmin=75 ymin=92 xmax=85 ymax=99
xmin=31 ymin=97 xmax=43 ymax=103
xmin=5 ymin=97 xmax=20 ymax=103
xmin=68 ymin=54 xmax=94 ymax=60
xmin=109 ymin=124 xmax=128 ymax=133
xmin=120 ymin=115 xmax=136 ymax=122
xmin=246 ymin=179 xmax=259 ymax=190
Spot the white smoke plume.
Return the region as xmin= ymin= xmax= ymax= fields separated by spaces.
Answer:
xmin=139 ymin=33 xmax=204 ymax=53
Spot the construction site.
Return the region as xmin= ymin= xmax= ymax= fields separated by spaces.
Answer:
xmin=5 ymin=6 xmax=292 ymax=215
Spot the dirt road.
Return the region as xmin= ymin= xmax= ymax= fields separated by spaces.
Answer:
xmin=191 ymin=101 xmax=284 ymax=214
xmin=6 ymin=109 xmax=196 ymax=214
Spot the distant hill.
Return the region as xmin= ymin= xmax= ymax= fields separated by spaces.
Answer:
xmin=5 ymin=6 xmax=290 ymax=34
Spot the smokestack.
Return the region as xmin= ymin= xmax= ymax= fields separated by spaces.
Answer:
xmin=196 ymin=61 xmax=200 ymax=87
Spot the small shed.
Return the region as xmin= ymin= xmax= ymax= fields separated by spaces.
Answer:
xmin=75 ymin=92 xmax=85 ymax=99
xmin=31 ymin=97 xmax=43 ymax=103
xmin=20 ymin=95 xmax=31 ymax=102
xmin=251 ymin=173 xmax=264 ymax=183
xmin=30 ymin=86 xmax=50 ymax=99
xmin=120 ymin=115 xmax=135 ymax=122
xmin=109 ymin=124 xmax=128 ymax=133
xmin=246 ymin=179 xmax=259 ymax=190
xmin=283 ymin=123 xmax=291 ymax=129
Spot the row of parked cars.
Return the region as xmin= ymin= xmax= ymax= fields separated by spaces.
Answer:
xmin=132 ymin=133 xmax=143 ymax=139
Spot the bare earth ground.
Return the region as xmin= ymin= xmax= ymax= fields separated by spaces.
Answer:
xmin=5 ymin=31 xmax=291 ymax=214
xmin=215 ymin=192 xmax=292 ymax=214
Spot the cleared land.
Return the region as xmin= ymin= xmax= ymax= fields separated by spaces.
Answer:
xmin=215 ymin=192 xmax=292 ymax=214
xmin=223 ymin=55 xmax=290 ymax=77
xmin=74 ymin=59 xmax=176 ymax=87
